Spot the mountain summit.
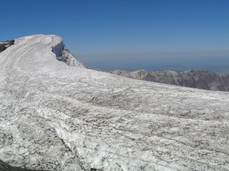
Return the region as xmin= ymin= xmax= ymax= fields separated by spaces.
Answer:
xmin=0 ymin=35 xmax=229 ymax=171
xmin=0 ymin=35 xmax=84 ymax=74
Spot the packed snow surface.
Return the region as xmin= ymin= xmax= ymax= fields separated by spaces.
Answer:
xmin=0 ymin=35 xmax=229 ymax=171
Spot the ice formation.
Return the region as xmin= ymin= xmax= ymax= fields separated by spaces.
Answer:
xmin=0 ymin=35 xmax=229 ymax=171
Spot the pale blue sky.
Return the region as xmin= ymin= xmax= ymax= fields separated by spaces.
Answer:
xmin=1 ymin=0 xmax=228 ymax=71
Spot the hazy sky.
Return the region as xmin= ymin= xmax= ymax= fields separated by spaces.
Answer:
xmin=1 ymin=0 xmax=229 ymax=71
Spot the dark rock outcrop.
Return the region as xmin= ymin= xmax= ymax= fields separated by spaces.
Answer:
xmin=0 ymin=40 xmax=14 ymax=52
xmin=112 ymin=69 xmax=229 ymax=91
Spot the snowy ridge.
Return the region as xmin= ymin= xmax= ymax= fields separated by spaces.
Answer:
xmin=0 ymin=35 xmax=84 ymax=75
xmin=51 ymin=38 xmax=85 ymax=67
xmin=0 ymin=35 xmax=229 ymax=171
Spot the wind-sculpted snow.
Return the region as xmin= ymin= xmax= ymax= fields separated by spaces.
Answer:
xmin=0 ymin=35 xmax=229 ymax=171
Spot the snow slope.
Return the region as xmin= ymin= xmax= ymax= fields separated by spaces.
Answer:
xmin=0 ymin=35 xmax=229 ymax=171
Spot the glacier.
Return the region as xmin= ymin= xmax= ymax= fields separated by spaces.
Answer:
xmin=0 ymin=35 xmax=229 ymax=171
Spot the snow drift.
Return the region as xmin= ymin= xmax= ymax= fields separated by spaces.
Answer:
xmin=0 ymin=35 xmax=229 ymax=171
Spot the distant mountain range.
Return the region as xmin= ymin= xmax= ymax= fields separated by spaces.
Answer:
xmin=111 ymin=69 xmax=229 ymax=91
xmin=1 ymin=35 xmax=229 ymax=170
